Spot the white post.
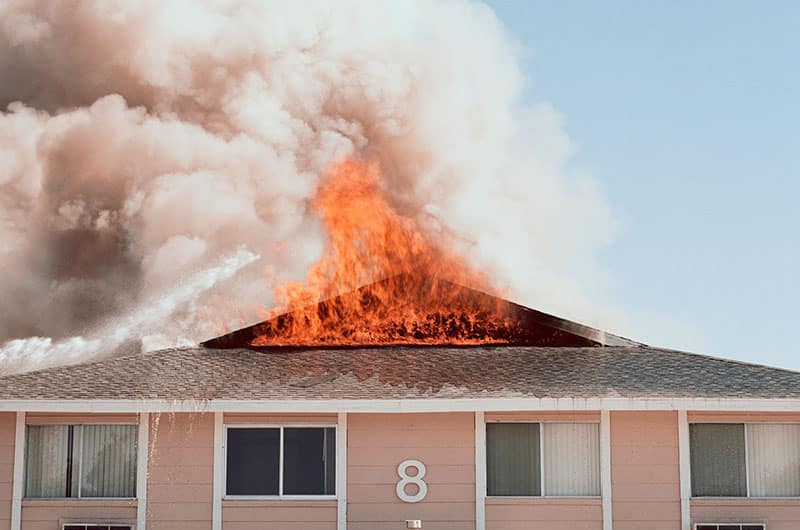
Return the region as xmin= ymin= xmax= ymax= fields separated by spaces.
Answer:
xmin=600 ymin=410 xmax=613 ymax=530
xmin=678 ymin=410 xmax=691 ymax=530
xmin=137 ymin=413 xmax=149 ymax=530
xmin=337 ymin=412 xmax=348 ymax=530
xmin=10 ymin=412 xmax=25 ymax=530
xmin=474 ymin=411 xmax=486 ymax=530
xmin=212 ymin=412 xmax=224 ymax=530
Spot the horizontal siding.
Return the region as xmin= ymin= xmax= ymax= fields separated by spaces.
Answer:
xmin=21 ymin=502 xmax=136 ymax=530
xmin=148 ymin=412 xmax=214 ymax=530
xmin=223 ymin=501 xmax=336 ymax=530
xmin=25 ymin=413 xmax=138 ymax=425
xmin=0 ymin=414 xmax=14 ymax=530
xmin=485 ymin=411 xmax=600 ymax=422
xmin=348 ymin=413 xmax=474 ymax=529
xmin=692 ymin=498 xmax=800 ymax=529
xmin=688 ymin=412 xmax=800 ymax=423
xmin=223 ymin=413 xmax=337 ymax=425
xmin=611 ymin=411 xmax=680 ymax=530
xmin=486 ymin=498 xmax=602 ymax=530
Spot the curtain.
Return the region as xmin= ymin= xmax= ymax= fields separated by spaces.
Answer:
xmin=486 ymin=423 xmax=540 ymax=496
xmin=543 ymin=423 xmax=601 ymax=496
xmin=747 ymin=424 xmax=800 ymax=497
xmin=690 ymin=423 xmax=747 ymax=496
xmin=80 ymin=425 xmax=137 ymax=497
xmin=25 ymin=425 xmax=69 ymax=498
xmin=323 ymin=427 xmax=337 ymax=495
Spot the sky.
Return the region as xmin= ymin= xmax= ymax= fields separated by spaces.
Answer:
xmin=486 ymin=1 xmax=800 ymax=369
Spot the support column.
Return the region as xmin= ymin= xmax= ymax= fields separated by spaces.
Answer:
xmin=10 ymin=412 xmax=25 ymax=530
xmin=678 ymin=410 xmax=691 ymax=530
xmin=475 ymin=411 xmax=486 ymax=530
xmin=600 ymin=410 xmax=613 ymax=530
xmin=137 ymin=412 xmax=149 ymax=530
xmin=212 ymin=412 xmax=224 ymax=530
xmin=337 ymin=412 xmax=348 ymax=530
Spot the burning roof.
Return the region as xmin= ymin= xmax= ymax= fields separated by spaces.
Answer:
xmin=202 ymin=273 xmax=640 ymax=349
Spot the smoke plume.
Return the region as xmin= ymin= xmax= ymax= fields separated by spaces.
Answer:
xmin=0 ymin=0 xmax=619 ymax=373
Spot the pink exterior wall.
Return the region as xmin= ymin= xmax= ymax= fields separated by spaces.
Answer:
xmin=692 ymin=499 xmax=800 ymax=529
xmin=2 ymin=408 xmax=800 ymax=529
xmin=486 ymin=497 xmax=601 ymax=530
xmin=0 ymin=413 xmax=15 ymax=530
xmin=147 ymin=412 xmax=213 ymax=530
xmin=611 ymin=411 xmax=681 ymax=530
xmin=347 ymin=413 xmax=475 ymax=530
xmin=21 ymin=501 xmax=136 ymax=530
xmin=221 ymin=413 xmax=337 ymax=530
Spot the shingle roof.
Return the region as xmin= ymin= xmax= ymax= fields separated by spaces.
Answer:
xmin=1 ymin=345 xmax=799 ymax=401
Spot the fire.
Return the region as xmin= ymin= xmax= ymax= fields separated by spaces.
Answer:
xmin=253 ymin=159 xmax=522 ymax=346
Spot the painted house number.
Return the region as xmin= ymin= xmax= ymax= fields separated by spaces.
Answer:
xmin=396 ymin=459 xmax=428 ymax=503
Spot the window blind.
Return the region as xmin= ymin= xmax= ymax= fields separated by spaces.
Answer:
xmin=80 ymin=425 xmax=137 ymax=497
xmin=543 ymin=423 xmax=600 ymax=496
xmin=25 ymin=425 xmax=70 ymax=498
xmin=25 ymin=424 xmax=136 ymax=499
xmin=690 ymin=423 xmax=747 ymax=497
xmin=486 ymin=423 xmax=541 ymax=496
xmin=747 ymin=423 xmax=800 ymax=497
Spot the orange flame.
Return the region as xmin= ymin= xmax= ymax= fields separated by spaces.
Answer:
xmin=253 ymin=159 xmax=523 ymax=346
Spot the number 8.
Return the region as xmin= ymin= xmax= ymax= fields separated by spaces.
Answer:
xmin=396 ymin=459 xmax=428 ymax=503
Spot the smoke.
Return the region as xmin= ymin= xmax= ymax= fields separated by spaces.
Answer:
xmin=0 ymin=0 xmax=620 ymax=373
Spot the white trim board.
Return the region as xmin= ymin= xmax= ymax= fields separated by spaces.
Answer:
xmin=474 ymin=411 xmax=486 ymax=530
xmin=11 ymin=412 xmax=25 ymax=530
xmin=678 ymin=410 xmax=692 ymax=530
xmin=3 ymin=397 xmax=800 ymax=413
xmin=136 ymin=412 xmax=149 ymax=530
xmin=600 ymin=410 xmax=613 ymax=530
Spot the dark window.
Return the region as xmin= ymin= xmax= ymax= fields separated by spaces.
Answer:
xmin=486 ymin=423 xmax=541 ymax=496
xmin=226 ymin=428 xmax=280 ymax=495
xmin=62 ymin=526 xmax=132 ymax=530
xmin=283 ymin=428 xmax=336 ymax=495
xmin=690 ymin=424 xmax=747 ymax=497
xmin=226 ymin=427 xmax=336 ymax=496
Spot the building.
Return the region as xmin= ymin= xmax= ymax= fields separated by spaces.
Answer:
xmin=1 ymin=279 xmax=799 ymax=530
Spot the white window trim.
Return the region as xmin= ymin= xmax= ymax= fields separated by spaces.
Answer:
xmin=23 ymin=422 xmax=139 ymax=501
xmin=222 ymin=423 xmax=338 ymax=501
xmin=688 ymin=421 xmax=800 ymax=500
xmin=485 ymin=421 xmax=603 ymax=499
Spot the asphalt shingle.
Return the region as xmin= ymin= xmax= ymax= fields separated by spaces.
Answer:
xmin=0 ymin=345 xmax=799 ymax=401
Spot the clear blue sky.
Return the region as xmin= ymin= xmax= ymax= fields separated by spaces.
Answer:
xmin=486 ymin=1 xmax=800 ymax=369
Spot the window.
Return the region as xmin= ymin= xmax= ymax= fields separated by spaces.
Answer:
xmin=225 ymin=426 xmax=336 ymax=497
xmin=25 ymin=425 xmax=137 ymax=499
xmin=690 ymin=423 xmax=800 ymax=497
xmin=486 ymin=422 xmax=600 ymax=497
xmin=63 ymin=525 xmax=133 ymax=530
xmin=694 ymin=523 xmax=764 ymax=530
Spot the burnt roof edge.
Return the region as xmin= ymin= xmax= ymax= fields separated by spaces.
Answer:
xmin=200 ymin=276 xmax=643 ymax=349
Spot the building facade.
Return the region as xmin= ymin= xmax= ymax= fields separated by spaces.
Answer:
xmin=2 ymin=344 xmax=800 ymax=530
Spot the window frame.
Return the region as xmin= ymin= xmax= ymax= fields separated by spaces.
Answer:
xmin=24 ymin=422 xmax=138 ymax=501
xmin=689 ymin=421 xmax=800 ymax=500
xmin=485 ymin=420 xmax=601 ymax=499
xmin=223 ymin=423 xmax=338 ymax=501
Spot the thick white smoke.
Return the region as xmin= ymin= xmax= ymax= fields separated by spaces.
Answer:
xmin=0 ymin=0 xmax=620 ymax=373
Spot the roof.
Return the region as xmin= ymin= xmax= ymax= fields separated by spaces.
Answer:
xmin=202 ymin=274 xmax=641 ymax=348
xmin=2 ymin=345 xmax=800 ymax=401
